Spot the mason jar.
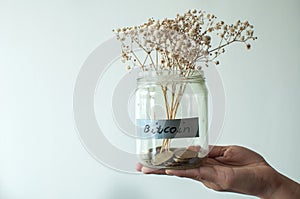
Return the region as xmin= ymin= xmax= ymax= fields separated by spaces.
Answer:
xmin=135 ymin=69 xmax=208 ymax=169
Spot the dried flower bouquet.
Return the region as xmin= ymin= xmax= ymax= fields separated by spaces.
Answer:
xmin=114 ymin=9 xmax=257 ymax=153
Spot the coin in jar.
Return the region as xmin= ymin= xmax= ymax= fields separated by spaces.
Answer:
xmin=173 ymin=157 xmax=189 ymax=163
xmin=151 ymin=151 xmax=174 ymax=166
xmin=174 ymin=148 xmax=198 ymax=160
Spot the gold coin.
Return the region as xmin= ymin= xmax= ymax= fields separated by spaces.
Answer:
xmin=173 ymin=157 xmax=189 ymax=163
xmin=151 ymin=151 xmax=174 ymax=166
xmin=164 ymin=161 xmax=183 ymax=167
xmin=174 ymin=148 xmax=198 ymax=160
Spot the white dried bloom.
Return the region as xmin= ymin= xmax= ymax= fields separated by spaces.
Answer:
xmin=114 ymin=9 xmax=257 ymax=71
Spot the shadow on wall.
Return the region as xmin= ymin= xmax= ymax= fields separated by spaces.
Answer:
xmin=105 ymin=182 xmax=149 ymax=199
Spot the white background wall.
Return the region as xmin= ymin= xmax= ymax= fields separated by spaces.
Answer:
xmin=0 ymin=0 xmax=299 ymax=198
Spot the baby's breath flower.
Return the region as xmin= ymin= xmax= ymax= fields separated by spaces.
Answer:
xmin=114 ymin=9 xmax=257 ymax=72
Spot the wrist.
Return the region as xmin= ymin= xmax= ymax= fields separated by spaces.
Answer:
xmin=257 ymin=167 xmax=282 ymax=199
xmin=260 ymin=168 xmax=300 ymax=199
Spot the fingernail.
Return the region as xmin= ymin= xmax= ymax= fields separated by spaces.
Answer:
xmin=165 ymin=170 xmax=174 ymax=175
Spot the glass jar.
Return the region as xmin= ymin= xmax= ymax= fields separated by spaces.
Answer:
xmin=135 ymin=69 xmax=208 ymax=169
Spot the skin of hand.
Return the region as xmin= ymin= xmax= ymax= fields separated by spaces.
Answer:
xmin=136 ymin=145 xmax=300 ymax=199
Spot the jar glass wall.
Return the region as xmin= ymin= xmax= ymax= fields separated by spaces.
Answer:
xmin=135 ymin=70 xmax=208 ymax=169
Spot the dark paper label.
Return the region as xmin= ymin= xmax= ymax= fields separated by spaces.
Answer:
xmin=136 ymin=117 xmax=199 ymax=139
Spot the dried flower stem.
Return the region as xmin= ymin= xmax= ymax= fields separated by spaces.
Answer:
xmin=114 ymin=9 xmax=257 ymax=154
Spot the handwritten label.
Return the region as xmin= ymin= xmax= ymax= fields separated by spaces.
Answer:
xmin=136 ymin=117 xmax=199 ymax=139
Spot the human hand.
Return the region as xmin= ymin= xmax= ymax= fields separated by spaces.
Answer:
xmin=136 ymin=145 xmax=300 ymax=199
